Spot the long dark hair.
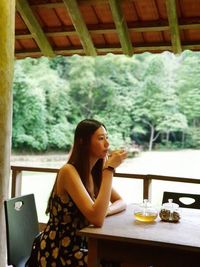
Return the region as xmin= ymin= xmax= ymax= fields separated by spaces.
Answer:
xmin=46 ymin=119 xmax=105 ymax=214
xmin=68 ymin=119 xmax=105 ymax=193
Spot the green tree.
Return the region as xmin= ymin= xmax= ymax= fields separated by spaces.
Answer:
xmin=13 ymin=58 xmax=48 ymax=151
xmin=131 ymin=53 xmax=187 ymax=150
xmin=158 ymin=52 xmax=188 ymax=145
xmin=13 ymin=57 xmax=73 ymax=151
xmin=176 ymin=51 xmax=200 ymax=147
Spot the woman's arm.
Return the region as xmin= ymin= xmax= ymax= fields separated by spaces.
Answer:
xmin=106 ymin=188 xmax=127 ymax=216
xmin=58 ymin=150 xmax=127 ymax=227
xmin=59 ymin=164 xmax=113 ymax=227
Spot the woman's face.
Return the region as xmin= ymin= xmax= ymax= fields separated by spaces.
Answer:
xmin=90 ymin=126 xmax=109 ymax=159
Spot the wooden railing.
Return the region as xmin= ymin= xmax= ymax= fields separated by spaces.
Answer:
xmin=11 ymin=165 xmax=200 ymax=200
xmin=11 ymin=165 xmax=200 ymax=231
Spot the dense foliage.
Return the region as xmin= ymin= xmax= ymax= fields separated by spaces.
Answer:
xmin=12 ymin=51 xmax=200 ymax=152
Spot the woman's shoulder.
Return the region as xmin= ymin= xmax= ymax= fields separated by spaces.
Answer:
xmin=59 ymin=163 xmax=78 ymax=176
xmin=57 ymin=164 xmax=80 ymax=194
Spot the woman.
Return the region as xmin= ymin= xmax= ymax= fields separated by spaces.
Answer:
xmin=36 ymin=119 xmax=127 ymax=266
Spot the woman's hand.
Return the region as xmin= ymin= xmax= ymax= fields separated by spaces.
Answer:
xmin=105 ymin=149 xmax=127 ymax=169
xmin=106 ymin=199 xmax=127 ymax=216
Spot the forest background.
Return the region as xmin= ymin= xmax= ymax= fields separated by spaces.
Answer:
xmin=12 ymin=50 xmax=200 ymax=154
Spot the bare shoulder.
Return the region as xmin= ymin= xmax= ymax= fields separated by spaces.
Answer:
xmin=59 ymin=163 xmax=77 ymax=174
xmin=59 ymin=163 xmax=79 ymax=179
xmin=57 ymin=164 xmax=81 ymax=194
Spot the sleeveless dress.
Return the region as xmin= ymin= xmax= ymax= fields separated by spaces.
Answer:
xmin=37 ymin=192 xmax=89 ymax=267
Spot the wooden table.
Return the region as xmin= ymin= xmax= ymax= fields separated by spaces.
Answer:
xmin=78 ymin=204 xmax=200 ymax=267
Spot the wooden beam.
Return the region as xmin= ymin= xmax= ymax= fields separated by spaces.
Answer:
xmin=97 ymin=45 xmax=172 ymax=53
xmin=31 ymin=0 xmax=108 ymax=8
xmin=108 ymin=0 xmax=133 ymax=56
xmin=16 ymin=0 xmax=55 ymax=57
xmin=15 ymin=16 xmax=200 ymax=39
xmin=31 ymin=2 xmax=64 ymax=9
xmin=16 ymin=41 xmax=200 ymax=59
xmin=16 ymin=22 xmax=169 ymax=39
xmin=0 ymin=0 xmax=15 ymax=265
xmin=165 ymin=0 xmax=182 ymax=54
xmin=182 ymin=44 xmax=200 ymax=50
xmin=15 ymin=47 xmax=85 ymax=58
xmin=15 ymin=51 xmax=43 ymax=59
xmin=16 ymin=43 xmax=174 ymax=59
xmin=133 ymin=45 xmax=172 ymax=53
xmin=179 ymin=23 xmax=200 ymax=30
xmin=62 ymin=0 xmax=97 ymax=56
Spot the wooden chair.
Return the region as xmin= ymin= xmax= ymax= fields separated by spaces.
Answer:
xmin=4 ymin=194 xmax=39 ymax=267
xmin=162 ymin=191 xmax=200 ymax=209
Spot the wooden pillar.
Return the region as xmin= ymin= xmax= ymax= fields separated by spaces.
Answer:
xmin=0 ymin=1 xmax=15 ymax=266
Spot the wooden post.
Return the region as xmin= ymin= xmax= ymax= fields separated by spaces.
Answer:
xmin=143 ymin=175 xmax=152 ymax=200
xmin=0 ymin=1 xmax=15 ymax=266
xmin=11 ymin=169 xmax=22 ymax=197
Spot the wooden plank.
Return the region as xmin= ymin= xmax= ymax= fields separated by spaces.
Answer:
xmin=16 ymin=0 xmax=55 ymax=57
xmin=11 ymin=169 xmax=22 ymax=197
xmin=87 ymin=239 xmax=101 ymax=267
xmin=183 ymin=44 xmax=200 ymax=50
xmin=11 ymin=165 xmax=58 ymax=173
xmin=16 ymin=23 xmax=170 ymax=39
xmin=0 ymin=0 xmax=15 ymax=265
xmin=109 ymin=0 xmax=133 ymax=56
xmin=63 ymin=0 xmax=97 ymax=56
xmin=14 ymin=44 xmax=200 ymax=57
xmin=165 ymin=0 xmax=182 ymax=54
xmin=31 ymin=0 xmax=108 ymax=8
xmin=15 ymin=45 xmax=171 ymax=58
xmin=79 ymin=204 xmax=200 ymax=251
xmin=15 ymin=21 xmax=200 ymax=40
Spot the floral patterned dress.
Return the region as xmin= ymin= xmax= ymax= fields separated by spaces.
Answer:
xmin=37 ymin=193 xmax=89 ymax=267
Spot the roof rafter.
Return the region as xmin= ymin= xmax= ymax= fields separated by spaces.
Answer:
xmin=62 ymin=0 xmax=97 ymax=56
xmin=16 ymin=21 xmax=170 ymax=39
xmin=15 ymin=41 xmax=200 ymax=59
xmin=16 ymin=0 xmax=55 ymax=57
xmin=108 ymin=0 xmax=133 ymax=56
xmin=15 ymin=18 xmax=200 ymax=41
xmin=165 ymin=0 xmax=182 ymax=54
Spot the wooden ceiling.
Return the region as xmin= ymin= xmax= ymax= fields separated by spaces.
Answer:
xmin=15 ymin=0 xmax=200 ymax=59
